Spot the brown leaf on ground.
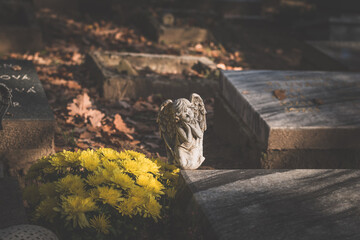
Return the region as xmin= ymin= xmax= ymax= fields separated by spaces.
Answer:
xmin=133 ymin=100 xmax=158 ymax=112
xmin=130 ymin=140 xmax=141 ymax=145
xmin=313 ymin=98 xmax=324 ymax=105
xmin=273 ymin=89 xmax=286 ymax=100
xmin=76 ymin=142 xmax=90 ymax=149
xmin=79 ymin=131 xmax=93 ymax=140
xmin=87 ymin=109 xmax=105 ymax=128
xmin=52 ymin=79 xmax=82 ymax=90
xmin=67 ymin=93 xmax=92 ymax=117
xmin=114 ymin=114 xmax=134 ymax=135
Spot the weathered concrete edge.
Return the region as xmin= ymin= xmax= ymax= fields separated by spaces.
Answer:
xmin=91 ymin=50 xmax=217 ymax=70
xmin=220 ymin=70 xmax=360 ymax=150
xmin=180 ymin=169 xmax=360 ymax=240
xmin=177 ymin=170 xmax=220 ymax=240
xmin=220 ymin=70 xmax=270 ymax=148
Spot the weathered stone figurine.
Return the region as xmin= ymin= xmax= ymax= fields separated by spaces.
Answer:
xmin=157 ymin=93 xmax=207 ymax=169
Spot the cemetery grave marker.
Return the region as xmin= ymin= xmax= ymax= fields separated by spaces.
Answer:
xmin=134 ymin=10 xmax=213 ymax=46
xmin=86 ymin=51 xmax=217 ymax=101
xmin=179 ymin=169 xmax=360 ymax=240
xmin=0 ymin=60 xmax=54 ymax=177
xmin=215 ymin=70 xmax=360 ymax=168
xmin=308 ymin=41 xmax=360 ymax=71
xmin=296 ymin=15 xmax=360 ymax=41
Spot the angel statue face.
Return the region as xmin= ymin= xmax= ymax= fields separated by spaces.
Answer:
xmin=173 ymin=98 xmax=194 ymax=123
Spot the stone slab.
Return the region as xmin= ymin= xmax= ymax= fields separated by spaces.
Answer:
xmin=0 ymin=60 xmax=54 ymax=176
xmin=159 ymin=26 xmax=212 ymax=46
xmin=296 ymin=15 xmax=360 ymax=41
xmin=180 ymin=169 xmax=360 ymax=240
xmin=0 ymin=0 xmax=42 ymax=53
xmin=0 ymin=177 xmax=27 ymax=228
xmin=308 ymin=41 xmax=360 ymax=71
xmin=214 ymin=94 xmax=360 ymax=168
xmin=220 ymin=70 xmax=360 ymax=150
xmin=86 ymin=51 xmax=217 ymax=100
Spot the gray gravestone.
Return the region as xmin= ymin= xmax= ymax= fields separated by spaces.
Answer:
xmin=297 ymin=15 xmax=360 ymax=41
xmin=86 ymin=51 xmax=217 ymax=100
xmin=216 ymin=70 xmax=360 ymax=168
xmin=308 ymin=41 xmax=360 ymax=71
xmin=0 ymin=60 xmax=54 ymax=177
xmin=180 ymin=169 xmax=360 ymax=240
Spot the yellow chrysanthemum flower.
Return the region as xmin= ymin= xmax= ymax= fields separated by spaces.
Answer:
xmin=57 ymin=175 xmax=86 ymax=197
xmin=87 ymin=173 xmax=106 ymax=186
xmin=61 ymin=195 xmax=97 ymax=228
xmin=116 ymin=196 xmax=143 ymax=217
xmin=39 ymin=183 xmax=57 ymax=198
xmin=144 ymin=195 xmax=161 ymax=221
xmin=49 ymin=153 xmax=68 ymax=169
xmin=35 ymin=198 xmax=58 ymax=222
xmin=97 ymin=148 xmax=119 ymax=160
xmin=62 ymin=150 xmax=81 ymax=165
xmin=117 ymin=151 xmax=131 ymax=161
xmin=101 ymin=169 xmax=113 ymax=182
xmin=137 ymin=174 xmax=164 ymax=195
xmin=90 ymin=214 xmax=111 ymax=234
xmin=97 ymin=186 xmax=122 ymax=206
xmin=120 ymin=151 xmax=160 ymax=176
xmin=103 ymin=159 xmax=119 ymax=172
xmin=125 ymin=150 xmax=145 ymax=159
xmin=110 ymin=169 xmax=134 ymax=189
xmin=79 ymin=149 xmax=100 ymax=171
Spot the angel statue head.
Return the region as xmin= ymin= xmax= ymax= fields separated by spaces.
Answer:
xmin=157 ymin=93 xmax=207 ymax=170
xmin=173 ymin=98 xmax=194 ymax=124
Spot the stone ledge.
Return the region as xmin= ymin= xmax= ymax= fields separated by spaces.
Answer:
xmin=214 ymin=94 xmax=360 ymax=168
xmin=180 ymin=169 xmax=360 ymax=240
xmin=220 ymin=70 xmax=360 ymax=150
xmin=86 ymin=51 xmax=218 ymax=100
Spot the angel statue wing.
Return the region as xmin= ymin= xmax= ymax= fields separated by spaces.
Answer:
xmin=190 ymin=93 xmax=207 ymax=132
xmin=0 ymin=84 xmax=12 ymax=130
xmin=157 ymin=99 xmax=177 ymax=163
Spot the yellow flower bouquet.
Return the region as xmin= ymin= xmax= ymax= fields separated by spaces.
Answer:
xmin=23 ymin=148 xmax=179 ymax=240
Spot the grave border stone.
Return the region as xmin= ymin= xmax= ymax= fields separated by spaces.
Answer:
xmin=215 ymin=70 xmax=360 ymax=168
xmin=179 ymin=169 xmax=360 ymax=240
xmin=86 ymin=51 xmax=218 ymax=100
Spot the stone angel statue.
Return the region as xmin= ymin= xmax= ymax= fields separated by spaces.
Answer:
xmin=157 ymin=93 xmax=207 ymax=169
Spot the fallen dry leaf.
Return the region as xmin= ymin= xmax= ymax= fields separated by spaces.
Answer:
xmin=79 ymin=131 xmax=93 ymax=139
xmin=114 ymin=114 xmax=134 ymax=134
xmin=87 ymin=109 xmax=105 ymax=128
xmin=67 ymin=93 xmax=92 ymax=117
xmin=273 ymin=89 xmax=286 ymax=100
xmin=313 ymin=98 xmax=324 ymax=106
